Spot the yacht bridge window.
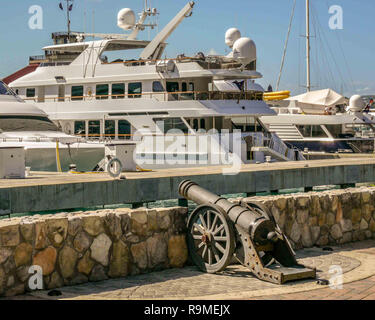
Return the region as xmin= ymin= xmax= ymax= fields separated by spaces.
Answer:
xmin=105 ymin=120 xmax=115 ymax=139
xmin=296 ymin=125 xmax=328 ymax=138
xmin=0 ymin=82 xmax=17 ymax=97
xmin=153 ymin=117 xmax=189 ymax=134
xmin=118 ymin=120 xmax=131 ymax=140
xmin=112 ymin=83 xmax=125 ymax=99
xmin=324 ymin=125 xmax=344 ymax=138
xmin=96 ymin=84 xmax=109 ymax=100
xmin=152 ymin=81 xmax=164 ymax=92
xmin=88 ymin=120 xmax=100 ymax=137
xmin=74 ymin=121 xmax=86 ymax=136
xmin=232 ymin=117 xmax=264 ymax=133
xmin=128 ymin=82 xmax=142 ymax=98
xmin=0 ymin=116 xmax=58 ymax=132
xmin=71 ymin=86 xmax=84 ymax=101
xmin=26 ymin=88 xmax=36 ymax=98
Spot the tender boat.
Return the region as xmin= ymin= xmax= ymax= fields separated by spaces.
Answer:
xmin=0 ymin=80 xmax=104 ymax=171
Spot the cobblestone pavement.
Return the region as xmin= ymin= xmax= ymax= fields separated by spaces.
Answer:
xmin=251 ymin=275 xmax=375 ymax=300
xmin=4 ymin=241 xmax=375 ymax=300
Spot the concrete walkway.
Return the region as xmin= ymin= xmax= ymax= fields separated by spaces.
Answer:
xmin=4 ymin=240 xmax=375 ymax=300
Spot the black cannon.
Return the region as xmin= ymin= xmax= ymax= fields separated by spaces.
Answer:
xmin=179 ymin=180 xmax=316 ymax=284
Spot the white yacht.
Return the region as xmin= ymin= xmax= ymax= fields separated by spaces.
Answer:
xmin=0 ymin=80 xmax=104 ymax=171
xmin=261 ymin=91 xmax=375 ymax=154
xmin=7 ymin=1 xmax=304 ymax=169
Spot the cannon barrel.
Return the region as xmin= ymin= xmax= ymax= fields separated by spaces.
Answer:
xmin=179 ymin=180 xmax=277 ymax=245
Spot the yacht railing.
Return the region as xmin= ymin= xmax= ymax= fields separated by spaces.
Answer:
xmin=24 ymin=90 xmax=264 ymax=103
xmin=0 ymin=137 xmax=84 ymax=143
xmin=103 ymin=56 xmax=252 ymax=71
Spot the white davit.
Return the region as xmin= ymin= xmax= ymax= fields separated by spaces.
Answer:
xmin=117 ymin=8 xmax=136 ymax=30
xmin=225 ymin=28 xmax=241 ymax=48
xmin=232 ymin=37 xmax=256 ymax=66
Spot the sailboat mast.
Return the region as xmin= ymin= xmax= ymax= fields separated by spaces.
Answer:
xmin=306 ymin=0 xmax=311 ymax=92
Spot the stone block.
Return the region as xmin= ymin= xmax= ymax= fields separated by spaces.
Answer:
xmin=360 ymin=219 xmax=369 ymax=231
xmin=131 ymin=241 xmax=148 ymax=270
xmin=290 ymin=222 xmax=301 ymax=243
xmin=104 ymin=212 xmax=123 ymax=240
xmin=147 ymin=233 xmax=168 ymax=268
xmin=14 ymin=243 xmax=32 ymax=267
xmin=59 ymin=245 xmax=78 ymax=279
xmin=34 ymin=221 xmax=47 ymax=250
xmin=310 ymin=226 xmax=320 ymax=244
xmin=0 ymin=247 xmax=12 ymax=264
xmin=296 ymin=195 xmax=310 ymax=208
xmin=89 ymin=265 xmax=108 ymax=282
xmin=83 ymin=215 xmax=104 ymax=237
xmin=156 ymin=209 xmax=171 ymax=230
xmin=369 ymin=219 xmax=375 ymax=232
xmin=67 ymin=216 xmax=82 ymax=237
xmin=46 ymin=217 xmax=68 ymax=248
xmin=130 ymin=211 xmax=148 ymax=236
xmin=326 ymin=213 xmax=335 ymax=226
xmin=20 ymin=221 xmax=34 ymax=242
xmin=340 ymin=219 xmax=353 ymax=233
xmin=73 ymin=231 xmax=91 ymax=253
xmin=168 ymin=235 xmax=188 ymax=268
xmin=47 ymin=271 xmax=63 ymax=289
xmin=330 ymin=224 xmax=342 ymax=240
xmin=32 ymin=247 xmax=57 ymax=276
xmin=301 ymin=225 xmax=313 ymax=248
xmin=0 ymin=221 xmax=20 ymax=247
xmin=77 ymin=252 xmax=95 ymax=276
xmin=108 ymin=240 xmax=130 ymax=278
xmin=90 ymin=233 xmax=112 ymax=266
xmin=296 ymin=209 xmax=309 ymax=224
xmin=351 ymin=209 xmax=362 ymax=224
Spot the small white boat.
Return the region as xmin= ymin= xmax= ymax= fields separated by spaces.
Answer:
xmin=0 ymin=80 xmax=104 ymax=171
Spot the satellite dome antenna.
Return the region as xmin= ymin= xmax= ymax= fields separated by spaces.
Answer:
xmin=117 ymin=0 xmax=159 ymax=40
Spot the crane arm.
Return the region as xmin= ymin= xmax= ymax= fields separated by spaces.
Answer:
xmin=140 ymin=1 xmax=195 ymax=60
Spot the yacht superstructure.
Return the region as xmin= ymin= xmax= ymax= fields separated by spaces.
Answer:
xmin=9 ymin=1 xmax=304 ymax=168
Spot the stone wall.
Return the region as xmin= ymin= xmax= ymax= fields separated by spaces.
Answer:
xmin=0 ymin=207 xmax=188 ymax=297
xmin=236 ymin=187 xmax=375 ymax=249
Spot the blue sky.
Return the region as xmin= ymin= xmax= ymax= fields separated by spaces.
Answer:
xmin=0 ymin=0 xmax=374 ymax=96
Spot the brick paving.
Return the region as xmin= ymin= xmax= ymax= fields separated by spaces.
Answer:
xmin=251 ymin=275 xmax=375 ymax=300
xmin=3 ymin=240 xmax=375 ymax=300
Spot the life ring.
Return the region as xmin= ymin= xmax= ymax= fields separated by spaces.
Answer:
xmin=107 ymin=158 xmax=123 ymax=178
xmin=64 ymin=122 xmax=72 ymax=134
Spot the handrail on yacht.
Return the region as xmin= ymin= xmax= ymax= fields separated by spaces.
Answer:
xmin=1 ymin=137 xmax=83 ymax=143
xmin=24 ymin=90 xmax=264 ymax=103
xmin=102 ymin=56 xmax=196 ymax=65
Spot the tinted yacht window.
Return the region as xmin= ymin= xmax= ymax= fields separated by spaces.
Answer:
xmin=0 ymin=82 xmax=17 ymax=96
xmin=154 ymin=117 xmax=189 ymax=134
xmin=0 ymin=116 xmax=59 ymax=132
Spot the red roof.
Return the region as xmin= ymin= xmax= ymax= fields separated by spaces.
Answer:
xmin=2 ymin=64 xmax=39 ymax=85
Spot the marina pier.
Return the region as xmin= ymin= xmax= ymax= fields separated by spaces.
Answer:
xmin=1 ymin=157 xmax=375 ymax=215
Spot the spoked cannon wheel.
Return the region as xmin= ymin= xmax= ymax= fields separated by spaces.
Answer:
xmin=187 ymin=204 xmax=235 ymax=273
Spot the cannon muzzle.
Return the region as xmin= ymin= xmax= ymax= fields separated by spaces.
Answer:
xmin=179 ymin=180 xmax=276 ymax=245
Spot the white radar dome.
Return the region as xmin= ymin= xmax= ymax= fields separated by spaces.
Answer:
xmin=348 ymin=94 xmax=365 ymax=112
xmin=232 ymin=37 xmax=256 ymax=65
xmin=225 ymin=28 xmax=241 ymax=48
xmin=117 ymin=8 xmax=136 ymax=30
